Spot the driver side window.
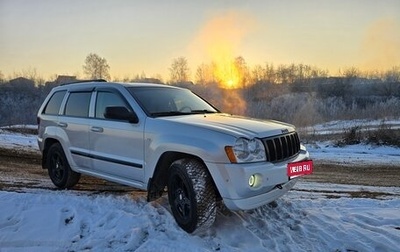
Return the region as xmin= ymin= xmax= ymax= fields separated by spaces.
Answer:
xmin=95 ymin=91 xmax=131 ymax=119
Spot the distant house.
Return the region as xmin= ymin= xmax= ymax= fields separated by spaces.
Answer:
xmin=9 ymin=77 xmax=35 ymax=87
xmin=42 ymin=75 xmax=78 ymax=93
xmin=54 ymin=75 xmax=78 ymax=85
xmin=9 ymin=77 xmax=35 ymax=90
xmin=131 ymin=77 xmax=163 ymax=84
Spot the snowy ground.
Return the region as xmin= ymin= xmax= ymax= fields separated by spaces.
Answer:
xmin=0 ymin=122 xmax=400 ymax=251
xmin=0 ymin=184 xmax=399 ymax=252
xmin=0 ymin=125 xmax=38 ymax=152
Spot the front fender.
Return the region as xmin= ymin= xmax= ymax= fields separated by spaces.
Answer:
xmin=147 ymin=135 xmax=228 ymax=177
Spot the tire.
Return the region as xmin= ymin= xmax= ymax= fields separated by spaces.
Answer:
xmin=46 ymin=143 xmax=81 ymax=189
xmin=167 ymin=158 xmax=217 ymax=233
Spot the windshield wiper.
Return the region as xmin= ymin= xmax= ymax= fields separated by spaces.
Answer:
xmin=151 ymin=110 xmax=217 ymax=117
xmin=190 ymin=109 xmax=217 ymax=114
xmin=150 ymin=111 xmax=188 ymax=117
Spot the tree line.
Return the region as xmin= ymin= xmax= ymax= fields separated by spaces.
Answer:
xmin=0 ymin=53 xmax=399 ymax=127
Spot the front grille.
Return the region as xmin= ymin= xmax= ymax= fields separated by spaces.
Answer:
xmin=262 ymin=132 xmax=300 ymax=163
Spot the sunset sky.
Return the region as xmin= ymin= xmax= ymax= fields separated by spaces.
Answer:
xmin=1 ymin=0 xmax=399 ymax=80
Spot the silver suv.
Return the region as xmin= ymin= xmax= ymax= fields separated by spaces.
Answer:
xmin=37 ymin=80 xmax=313 ymax=233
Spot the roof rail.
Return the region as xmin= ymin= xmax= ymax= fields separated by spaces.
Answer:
xmin=61 ymin=79 xmax=107 ymax=85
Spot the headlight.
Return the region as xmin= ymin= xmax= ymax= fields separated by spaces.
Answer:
xmin=225 ymin=138 xmax=266 ymax=163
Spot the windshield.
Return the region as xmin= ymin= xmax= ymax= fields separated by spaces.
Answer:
xmin=128 ymin=86 xmax=219 ymax=117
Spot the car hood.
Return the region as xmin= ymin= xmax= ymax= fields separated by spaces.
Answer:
xmin=160 ymin=113 xmax=295 ymax=138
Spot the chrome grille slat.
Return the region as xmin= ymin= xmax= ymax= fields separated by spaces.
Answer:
xmin=262 ymin=132 xmax=301 ymax=163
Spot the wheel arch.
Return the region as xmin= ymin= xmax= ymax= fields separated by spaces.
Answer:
xmin=146 ymin=151 xmax=220 ymax=202
xmin=41 ymin=138 xmax=60 ymax=169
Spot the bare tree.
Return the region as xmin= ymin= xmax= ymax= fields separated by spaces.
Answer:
xmin=9 ymin=67 xmax=45 ymax=85
xmin=195 ymin=63 xmax=208 ymax=85
xmin=378 ymin=66 xmax=400 ymax=97
xmin=83 ymin=53 xmax=110 ymax=80
xmin=341 ymin=67 xmax=360 ymax=79
xmin=234 ymin=56 xmax=250 ymax=88
xmin=196 ymin=63 xmax=217 ymax=85
xmin=384 ymin=66 xmax=400 ymax=82
xmin=251 ymin=64 xmax=264 ymax=84
xmin=169 ymin=57 xmax=190 ymax=83
xmin=276 ymin=64 xmax=290 ymax=84
xmin=264 ymin=63 xmax=276 ymax=84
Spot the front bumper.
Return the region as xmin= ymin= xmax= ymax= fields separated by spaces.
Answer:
xmin=205 ymin=148 xmax=310 ymax=211
xmin=223 ymin=179 xmax=298 ymax=210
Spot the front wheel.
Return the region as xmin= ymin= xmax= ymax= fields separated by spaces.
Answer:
xmin=46 ymin=143 xmax=81 ymax=189
xmin=167 ymin=158 xmax=217 ymax=233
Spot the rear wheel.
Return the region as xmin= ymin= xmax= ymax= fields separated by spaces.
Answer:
xmin=47 ymin=143 xmax=80 ymax=189
xmin=167 ymin=158 xmax=216 ymax=233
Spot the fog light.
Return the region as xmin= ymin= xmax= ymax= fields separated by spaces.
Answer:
xmin=249 ymin=175 xmax=256 ymax=187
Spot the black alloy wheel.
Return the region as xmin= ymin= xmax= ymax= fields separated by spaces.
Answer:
xmin=47 ymin=143 xmax=80 ymax=189
xmin=167 ymin=158 xmax=217 ymax=233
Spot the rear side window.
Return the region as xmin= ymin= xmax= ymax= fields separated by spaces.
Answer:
xmin=64 ymin=92 xmax=91 ymax=117
xmin=43 ymin=91 xmax=66 ymax=115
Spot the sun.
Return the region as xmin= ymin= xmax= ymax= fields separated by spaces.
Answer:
xmin=213 ymin=58 xmax=241 ymax=89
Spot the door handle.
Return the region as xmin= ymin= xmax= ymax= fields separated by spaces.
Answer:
xmin=58 ymin=122 xmax=68 ymax=128
xmin=90 ymin=126 xmax=104 ymax=133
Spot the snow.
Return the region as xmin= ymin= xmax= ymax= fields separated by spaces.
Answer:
xmin=306 ymin=141 xmax=400 ymax=166
xmin=0 ymin=126 xmax=39 ymax=152
xmin=0 ymin=185 xmax=399 ymax=251
xmin=1 ymin=122 xmax=400 ymax=251
xmin=300 ymin=118 xmax=400 ymax=165
xmin=301 ymin=118 xmax=400 ymax=136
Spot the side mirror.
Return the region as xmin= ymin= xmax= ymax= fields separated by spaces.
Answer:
xmin=104 ymin=106 xmax=139 ymax=123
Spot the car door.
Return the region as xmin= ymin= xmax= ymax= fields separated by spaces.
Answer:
xmin=61 ymin=91 xmax=92 ymax=169
xmin=89 ymin=88 xmax=144 ymax=182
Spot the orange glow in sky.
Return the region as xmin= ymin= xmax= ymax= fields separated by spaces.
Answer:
xmin=188 ymin=11 xmax=253 ymax=88
xmin=0 ymin=0 xmax=399 ymax=80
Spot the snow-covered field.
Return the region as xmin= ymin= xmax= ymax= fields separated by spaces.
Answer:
xmin=303 ymin=118 xmax=400 ymax=166
xmin=0 ymin=122 xmax=400 ymax=251
xmin=301 ymin=118 xmax=400 ymax=136
xmin=307 ymin=141 xmax=400 ymax=166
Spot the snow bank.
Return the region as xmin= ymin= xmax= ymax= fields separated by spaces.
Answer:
xmin=0 ymin=191 xmax=205 ymax=252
